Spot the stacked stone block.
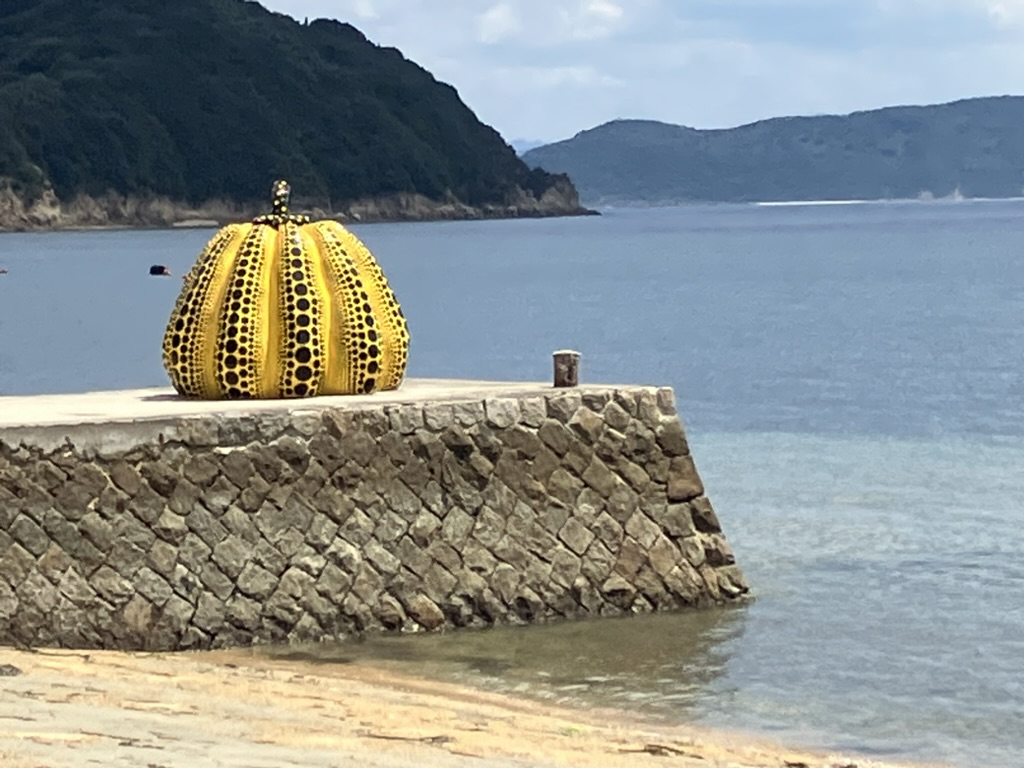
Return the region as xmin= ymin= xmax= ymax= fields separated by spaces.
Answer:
xmin=0 ymin=386 xmax=748 ymax=651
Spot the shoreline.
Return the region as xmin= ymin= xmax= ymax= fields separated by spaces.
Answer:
xmin=0 ymin=206 xmax=601 ymax=235
xmin=0 ymin=646 xmax=948 ymax=768
xmin=0 ymin=185 xmax=599 ymax=234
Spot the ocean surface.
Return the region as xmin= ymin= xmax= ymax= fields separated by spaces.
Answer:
xmin=2 ymin=200 xmax=1023 ymax=767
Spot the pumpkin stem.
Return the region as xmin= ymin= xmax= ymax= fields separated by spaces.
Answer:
xmin=252 ymin=179 xmax=310 ymax=227
xmin=271 ymin=179 xmax=291 ymax=215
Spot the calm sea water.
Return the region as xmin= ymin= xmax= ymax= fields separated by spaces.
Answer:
xmin=3 ymin=201 xmax=1024 ymax=766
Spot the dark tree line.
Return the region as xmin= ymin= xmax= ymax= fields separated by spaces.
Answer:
xmin=0 ymin=0 xmax=566 ymax=206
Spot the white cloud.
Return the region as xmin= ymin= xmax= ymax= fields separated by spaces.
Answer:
xmin=878 ymin=0 xmax=1024 ymax=26
xmin=984 ymin=0 xmax=1024 ymax=25
xmin=561 ymin=0 xmax=626 ymax=39
xmin=492 ymin=65 xmax=623 ymax=89
xmin=586 ymin=0 xmax=623 ymax=20
xmin=474 ymin=0 xmax=631 ymax=45
xmin=478 ymin=4 xmax=521 ymax=44
xmin=348 ymin=0 xmax=378 ymax=20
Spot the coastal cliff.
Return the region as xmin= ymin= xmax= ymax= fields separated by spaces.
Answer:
xmin=0 ymin=176 xmax=592 ymax=232
xmin=0 ymin=1 xmax=590 ymax=231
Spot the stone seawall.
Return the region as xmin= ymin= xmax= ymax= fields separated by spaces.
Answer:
xmin=0 ymin=380 xmax=747 ymax=651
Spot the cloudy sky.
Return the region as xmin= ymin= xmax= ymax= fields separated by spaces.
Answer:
xmin=261 ymin=0 xmax=1024 ymax=145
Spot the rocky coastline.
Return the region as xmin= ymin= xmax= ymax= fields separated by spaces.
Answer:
xmin=0 ymin=178 xmax=597 ymax=232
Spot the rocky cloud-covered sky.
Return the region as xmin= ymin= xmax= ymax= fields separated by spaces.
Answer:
xmin=261 ymin=0 xmax=1024 ymax=146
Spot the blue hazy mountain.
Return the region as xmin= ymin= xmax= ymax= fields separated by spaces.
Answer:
xmin=522 ymin=96 xmax=1024 ymax=205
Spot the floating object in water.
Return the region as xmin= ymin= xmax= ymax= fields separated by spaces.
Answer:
xmin=0 ymin=268 xmax=8 ymax=275
xmin=150 ymin=265 xmax=171 ymax=276
xmin=162 ymin=179 xmax=409 ymax=399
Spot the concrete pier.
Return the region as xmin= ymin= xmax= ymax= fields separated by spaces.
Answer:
xmin=0 ymin=379 xmax=747 ymax=650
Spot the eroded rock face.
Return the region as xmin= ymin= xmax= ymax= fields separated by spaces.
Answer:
xmin=0 ymin=181 xmax=595 ymax=232
xmin=0 ymin=183 xmax=62 ymax=229
xmin=0 ymin=386 xmax=747 ymax=651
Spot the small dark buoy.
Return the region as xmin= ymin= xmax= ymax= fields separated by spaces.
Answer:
xmin=149 ymin=264 xmax=171 ymax=276
xmin=0 ymin=268 xmax=8 ymax=275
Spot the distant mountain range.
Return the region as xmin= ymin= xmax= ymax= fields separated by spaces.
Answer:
xmin=522 ymin=96 xmax=1024 ymax=205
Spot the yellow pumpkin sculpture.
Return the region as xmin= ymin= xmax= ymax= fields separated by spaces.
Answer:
xmin=162 ymin=180 xmax=409 ymax=399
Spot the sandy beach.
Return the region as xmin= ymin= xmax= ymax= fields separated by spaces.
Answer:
xmin=0 ymin=646 xmax=947 ymax=768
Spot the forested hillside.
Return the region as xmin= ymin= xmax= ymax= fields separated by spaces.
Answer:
xmin=0 ymin=0 xmax=583 ymax=225
xmin=523 ymin=97 xmax=1024 ymax=205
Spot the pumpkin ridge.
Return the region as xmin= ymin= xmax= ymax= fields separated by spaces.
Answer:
xmin=213 ymin=224 xmax=274 ymax=399
xmin=275 ymin=221 xmax=326 ymax=398
xmin=316 ymin=223 xmax=378 ymax=394
xmin=163 ymin=224 xmax=243 ymax=398
xmin=323 ymin=222 xmax=409 ymax=391
xmin=307 ymin=223 xmax=356 ymax=395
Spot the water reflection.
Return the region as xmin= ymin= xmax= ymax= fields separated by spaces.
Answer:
xmin=264 ymin=606 xmax=747 ymax=718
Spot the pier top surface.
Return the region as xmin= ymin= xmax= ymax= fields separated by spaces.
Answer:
xmin=0 ymin=378 xmax=639 ymax=429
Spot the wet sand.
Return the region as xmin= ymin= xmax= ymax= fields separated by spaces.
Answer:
xmin=0 ymin=646 xmax=946 ymax=768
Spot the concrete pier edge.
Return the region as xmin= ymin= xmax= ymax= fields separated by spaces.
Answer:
xmin=0 ymin=378 xmax=748 ymax=650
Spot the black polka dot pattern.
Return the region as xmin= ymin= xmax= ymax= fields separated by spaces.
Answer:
xmin=213 ymin=225 xmax=272 ymax=399
xmin=162 ymin=224 xmax=245 ymax=398
xmin=161 ymin=180 xmax=410 ymax=399
xmin=311 ymin=222 xmax=409 ymax=393
xmin=276 ymin=222 xmax=324 ymax=398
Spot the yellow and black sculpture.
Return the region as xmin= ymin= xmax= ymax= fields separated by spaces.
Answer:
xmin=162 ymin=180 xmax=409 ymax=399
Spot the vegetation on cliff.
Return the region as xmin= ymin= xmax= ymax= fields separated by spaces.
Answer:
xmin=523 ymin=96 xmax=1024 ymax=205
xmin=0 ymin=0 xmax=583 ymax=225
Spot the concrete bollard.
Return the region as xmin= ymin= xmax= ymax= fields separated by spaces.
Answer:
xmin=552 ymin=349 xmax=580 ymax=388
